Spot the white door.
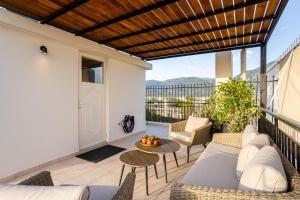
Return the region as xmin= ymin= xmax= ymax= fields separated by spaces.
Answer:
xmin=79 ymin=55 xmax=105 ymax=150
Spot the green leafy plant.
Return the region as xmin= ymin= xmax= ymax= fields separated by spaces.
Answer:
xmin=201 ymin=78 xmax=261 ymax=132
xmin=168 ymin=96 xmax=195 ymax=119
xmin=146 ymin=108 xmax=178 ymax=123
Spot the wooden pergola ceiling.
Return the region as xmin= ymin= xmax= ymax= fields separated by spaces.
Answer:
xmin=0 ymin=0 xmax=288 ymax=60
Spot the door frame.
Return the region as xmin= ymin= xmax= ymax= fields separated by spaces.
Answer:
xmin=78 ymin=52 xmax=107 ymax=150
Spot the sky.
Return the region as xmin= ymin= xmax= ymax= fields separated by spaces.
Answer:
xmin=146 ymin=0 xmax=300 ymax=81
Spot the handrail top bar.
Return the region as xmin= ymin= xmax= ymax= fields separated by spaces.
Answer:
xmin=260 ymin=107 xmax=300 ymax=131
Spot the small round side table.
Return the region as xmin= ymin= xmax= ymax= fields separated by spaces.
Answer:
xmin=119 ymin=150 xmax=159 ymax=195
xmin=135 ymin=138 xmax=180 ymax=183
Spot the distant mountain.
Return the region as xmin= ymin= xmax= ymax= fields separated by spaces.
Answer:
xmin=146 ymin=80 xmax=161 ymax=86
xmin=235 ymin=60 xmax=277 ymax=80
xmin=242 ymin=68 xmax=260 ymax=80
xmin=147 ymin=60 xmax=277 ymax=86
xmin=146 ymin=77 xmax=215 ymax=86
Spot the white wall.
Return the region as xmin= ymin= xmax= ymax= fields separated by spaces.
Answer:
xmin=0 ymin=25 xmax=79 ymax=179
xmin=264 ymin=45 xmax=300 ymax=143
xmin=278 ymin=46 xmax=300 ymax=123
xmin=106 ymin=59 xmax=146 ymax=142
xmin=0 ymin=10 xmax=151 ymax=180
xmin=240 ymin=49 xmax=247 ymax=80
xmin=215 ymin=51 xmax=233 ymax=84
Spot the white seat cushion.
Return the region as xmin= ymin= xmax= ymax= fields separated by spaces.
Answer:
xmin=0 ymin=184 xmax=88 ymax=200
xmin=239 ymin=146 xmax=288 ymax=192
xmin=236 ymin=144 xmax=259 ymax=180
xmin=244 ymin=124 xmax=257 ymax=133
xmin=184 ymin=116 xmax=209 ymax=132
xmin=236 ymin=134 xmax=270 ymax=180
xmin=170 ymin=131 xmax=192 ymax=142
xmin=204 ymin=142 xmax=240 ymax=156
xmin=247 ymin=134 xmax=270 ymax=148
xmin=242 ymin=125 xmax=259 ymax=147
xmin=88 ymin=185 xmax=118 ymax=200
xmin=180 ymin=142 xmax=240 ymax=189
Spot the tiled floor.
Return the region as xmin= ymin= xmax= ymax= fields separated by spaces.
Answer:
xmin=9 ymin=124 xmax=205 ymax=200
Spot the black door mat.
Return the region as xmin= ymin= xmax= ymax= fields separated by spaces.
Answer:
xmin=76 ymin=145 xmax=126 ymax=163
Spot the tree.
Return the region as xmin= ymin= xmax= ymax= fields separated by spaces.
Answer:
xmin=201 ymin=78 xmax=261 ymax=132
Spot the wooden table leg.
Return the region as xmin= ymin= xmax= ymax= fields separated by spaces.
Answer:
xmin=154 ymin=164 xmax=158 ymax=179
xmin=119 ymin=164 xmax=125 ymax=186
xmin=187 ymin=146 xmax=190 ymax=163
xmin=173 ymin=152 xmax=179 ymax=167
xmin=163 ymin=154 xmax=168 ymax=183
xmin=145 ymin=166 xmax=149 ymax=195
xmin=132 ymin=167 xmax=136 ymax=173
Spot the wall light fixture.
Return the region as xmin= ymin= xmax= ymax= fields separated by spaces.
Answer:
xmin=40 ymin=46 xmax=47 ymax=55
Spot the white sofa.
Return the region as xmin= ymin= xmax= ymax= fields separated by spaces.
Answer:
xmin=170 ymin=125 xmax=300 ymax=200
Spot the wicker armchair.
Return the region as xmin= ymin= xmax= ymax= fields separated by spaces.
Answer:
xmin=169 ymin=120 xmax=212 ymax=163
xmin=18 ymin=171 xmax=136 ymax=200
xmin=170 ymin=133 xmax=300 ymax=200
xmin=18 ymin=171 xmax=54 ymax=186
xmin=112 ymin=171 xmax=136 ymax=200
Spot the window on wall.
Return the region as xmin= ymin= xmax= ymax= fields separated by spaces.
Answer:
xmin=81 ymin=57 xmax=103 ymax=84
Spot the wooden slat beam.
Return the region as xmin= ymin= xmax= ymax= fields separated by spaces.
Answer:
xmin=264 ymin=0 xmax=289 ymax=44
xmin=79 ymin=35 xmax=134 ymax=56
xmin=145 ymin=43 xmax=262 ymax=60
xmin=98 ymin=0 xmax=268 ymax=44
xmin=120 ymin=15 xmax=274 ymax=50
xmin=76 ymin=0 xmax=179 ymax=36
xmin=134 ymin=31 xmax=268 ymax=55
xmin=41 ymin=0 xmax=90 ymax=24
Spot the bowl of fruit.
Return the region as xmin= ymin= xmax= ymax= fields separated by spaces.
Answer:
xmin=140 ymin=135 xmax=161 ymax=147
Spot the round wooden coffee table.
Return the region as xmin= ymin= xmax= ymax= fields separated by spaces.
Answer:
xmin=135 ymin=138 xmax=180 ymax=183
xmin=119 ymin=150 xmax=159 ymax=195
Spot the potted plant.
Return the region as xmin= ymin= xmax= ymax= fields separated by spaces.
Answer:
xmin=201 ymin=78 xmax=261 ymax=132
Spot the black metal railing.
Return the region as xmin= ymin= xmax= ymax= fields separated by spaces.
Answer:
xmin=146 ymin=83 xmax=216 ymax=122
xmin=259 ymin=108 xmax=300 ymax=172
xmin=146 ymin=77 xmax=278 ymax=123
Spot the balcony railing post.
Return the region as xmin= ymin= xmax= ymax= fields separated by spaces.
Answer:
xmin=275 ymin=117 xmax=279 ymax=146
xmin=297 ymin=144 xmax=300 ymax=171
xmin=259 ymin=44 xmax=267 ymax=132
xmin=272 ymin=75 xmax=275 ymax=112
